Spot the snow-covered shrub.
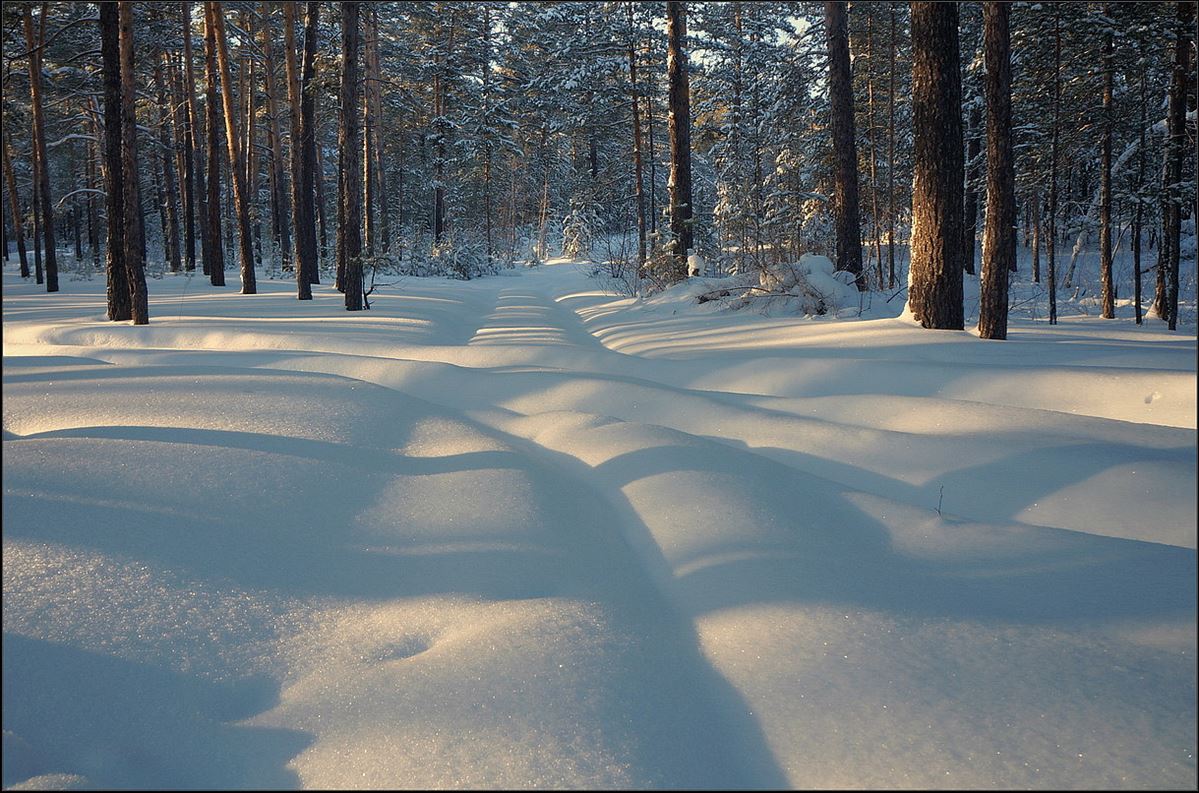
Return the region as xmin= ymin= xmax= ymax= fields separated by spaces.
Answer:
xmin=756 ymin=254 xmax=857 ymax=315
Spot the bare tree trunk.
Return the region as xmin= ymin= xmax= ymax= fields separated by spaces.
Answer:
xmin=25 ymin=4 xmax=58 ymax=292
xmin=100 ymin=3 xmax=129 ymax=319
xmin=1099 ymin=7 xmax=1115 ymax=318
xmin=906 ymin=1 xmax=964 ymax=329
xmin=262 ymin=7 xmax=290 ymax=272
xmin=182 ymin=2 xmax=209 ymax=275
xmin=32 ymin=147 xmax=43 ymax=284
xmin=3 ymin=131 xmax=30 ymax=278
xmin=338 ymin=2 xmax=364 ymax=310
xmin=962 ymin=101 xmax=981 ymax=276
xmin=154 ymin=58 xmax=182 ymax=273
xmin=301 ymin=1 xmax=321 ymax=283
xmin=628 ymin=2 xmax=647 ymax=266
xmin=1031 ymin=190 xmax=1041 ymax=283
xmin=1164 ymin=0 xmax=1192 ymax=330
xmin=283 ymin=0 xmax=311 ymax=300
xmin=666 ymin=0 xmax=693 ymax=279
xmin=362 ymin=4 xmax=375 ymax=256
xmin=209 ymin=1 xmax=256 ymax=294
xmin=825 ymin=1 xmax=864 ymax=289
xmin=866 ymin=12 xmax=883 ymax=288
xmin=1132 ymin=70 xmax=1147 ymax=324
xmin=1047 ymin=5 xmax=1060 ymax=324
xmin=119 ymin=1 xmax=149 ymax=324
xmin=887 ymin=2 xmax=896 ymax=289
xmin=203 ymin=0 xmax=225 ymax=286
xmin=978 ymin=1 xmax=1013 ymax=340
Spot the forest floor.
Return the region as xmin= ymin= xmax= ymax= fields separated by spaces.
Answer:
xmin=3 ymin=258 xmax=1196 ymax=789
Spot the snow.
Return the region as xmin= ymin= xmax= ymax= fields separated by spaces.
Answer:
xmin=3 ymin=259 xmax=1196 ymax=789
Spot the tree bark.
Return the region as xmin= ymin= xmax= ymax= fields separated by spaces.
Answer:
xmin=666 ymin=0 xmax=693 ymax=279
xmin=183 ymin=1 xmax=212 ymax=276
xmin=119 ymin=1 xmax=149 ymax=324
xmin=283 ymin=1 xmax=312 ymax=299
xmin=865 ymin=12 xmax=883 ymax=288
xmin=825 ymin=1 xmax=864 ymax=289
xmin=201 ymin=1 xmax=225 ymax=285
xmin=3 ymin=131 xmax=30 ymax=278
xmin=1098 ymin=7 xmax=1115 ymax=318
xmin=978 ymin=1 xmax=1013 ymax=340
xmin=1047 ymin=5 xmax=1060 ymax=324
xmin=887 ymin=2 xmax=896 ymax=289
xmin=154 ymin=57 xmax=182 ymax=273
xmin=25 ymin=5 xmax=58 ymax=292
xmin=628 ymin=2 xmax=647 ymax=266
xmin=100 ymin=2 xmax=129 ymax=320
xmin=300 ymin=1 xmax=321 ymax=283
xmin=210 ymin=1 xmax=257 ymax=294
xmin=1163 ymin=0 xmax=1192 ymax=330
xmin=906 ymin=2 xmax=964 ymax=329
xmin=338 ymin=2 xmax=364 ymax=310
xmin=262 ymin=9 xmax=291 ymax=272
xmin=1132 ymin=70 xmax=1147 ymax=324
xmin=962 ymin=100 xmax=981 ymax=276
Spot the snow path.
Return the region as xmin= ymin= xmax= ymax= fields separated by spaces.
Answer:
xmin=4 ymin=263 xmax=1196 ymax=789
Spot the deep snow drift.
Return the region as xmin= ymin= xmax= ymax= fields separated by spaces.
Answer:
xmin=3 ymin=260 xmax=1196 ymax=790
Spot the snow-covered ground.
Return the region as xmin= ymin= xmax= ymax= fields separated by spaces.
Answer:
xmin=3 ymin=259 xmax=1196 ymax=789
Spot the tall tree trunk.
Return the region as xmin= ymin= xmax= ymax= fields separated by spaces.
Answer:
xmin=978 ymin=1 xmax=1013 ymax=340
xmin=338 ymin=2 xmax=364 ymax=310
xmin=962 ymin=101 xmax=981 ymax=275
xmin=866 ymin=12 xmax=883 ymax=288
xmin=209 ymin=1 xmax=256 ymax=294
xmin=300 ymin=1 xmax=321 ymax=283
xmin=1099 ymin=8 xmax=1115 ymax=319
xmin=262 ymin=9 xmax=291 ymax=272
xmin=182 ymin=1 xmax=210 ymax=276
xmin=154 ymin=58 xmax=182 ymax=273
xmin=203 ymin=0 xmax=225 ymax=286
xmin=25 ymin=5 xmax=58 ymax=292
xmin=1047 ymin=4 xmax=1060 ymax=324
xmin=1031 ymin=191 xmax=1041 ymax=283
xmin=283 ymin=0 xmax=312 ymax=300
xmin=119 ymin=1 xmax=149 ymax=324
xmin=100 ymin=3 xmax=129 ymax=320
xmin=646 ymin=47 xmax=658 ymax=237
xmin=1132 ymin=70 xmax=1147 ymax=324
xmin=362 ymin=5 xmax=375 ymax=257
xmin=169 ymin=51 xmax=196 ymax=272
xmin=3 ymin=131 xmax=30 ymax=278
xmin=1163 ymin=0 xmax=1192 ymax=330
xmin=32 ymin=141 xmax=43 ymax=284
xmin=825 ymin=1 xmax=864 ymax=288
xmin=628 ymin=2 xmax=647 ymax=266
xmin=666 ymin=0 xmax=693 ymax=279
xmin=369 ymin=3 xmax=388 ymax=254
xmin=887 ymin=2 xmax=896 ymax=289
xmin=906 ymin=1 xmax=964 ymax=329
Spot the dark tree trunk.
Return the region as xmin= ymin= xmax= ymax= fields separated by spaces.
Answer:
xmin=338 ymin=2 xmax=364 ymax=311
xmin=283 ymin=1 xmax=312 ymax=300
xmin=1047 ymin=5 xmax=1060 ymax=324
xmin=25 ymin=5 xmax=58 ymax=292
xmin=203 ymin=0 xmax=226 ymax=286
xmin=300 ymin=1 xmax=321 ymax=284
xmin=210 ymin=1 xmax=256 ymax=294
xmin=100 ymin=3 xmax=130 ymax=320
xmin=628 ymin=2 xmax=647 ymax=266
xmin=3 ymin=131 xmax=30 ymax=278
xmin=119 ymin=1 xmax=149 ymax=324
xmin=183 ymin=1 xmax=211 ymax=276
xmin=825 ymin=1 xmax=863 ymax=288
xmin=666 ymin=0 xmax=693 ymax=279
xmin=262 ymin=20 xmax=291 ymax=272
xmin=907 ymin=2 xmax=964 ymax=329
xmin=1133 ymin=71 xmax=1147 ymax=324
xmin=1164 ymin=0 xmax=1192 ymax=330
xmin=887 ymin=2 xmax=896 ymax=289
xmin=962 ymin=101 xmax=981 ymax=276
xmin=978 ymin=1 xmax=1013 ymax=340
xmin=154 ymin=58 xmax=182 ymax=273
xmin=1099 ymin=8 xmax=1115 ymax=319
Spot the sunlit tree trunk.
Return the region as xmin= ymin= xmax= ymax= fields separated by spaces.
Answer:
xmin=666 ymin=0 xmax=693 ymax=279
xmin=338 ymin=2 xmax=364 ymax=310
xmin=210 ymin=1 xmax=256 ymax=293
xmin=978 ymin=1 xmax=1013 ymax=340
xmin=25 ymin=4 xmax=58 ymax=292
xmin=825 ymin=1 xmax=864 ymax=289
xmin=119 ymin=1 xmax=149 ymax=324
xmin=283 ymin=1 xmax=311 ymax=300
xmin=1098 ymin=7 xmax=1115 ymax=319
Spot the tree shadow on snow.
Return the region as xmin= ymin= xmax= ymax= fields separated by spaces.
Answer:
xmin=1 ymin=633 xmax=311 ymax=790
